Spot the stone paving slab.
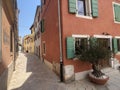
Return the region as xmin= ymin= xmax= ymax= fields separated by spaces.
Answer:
xmin=8 ymin=53 xmax=120 ymax=90
xmin=65 ymin=68 xmax=120 ymax=90
xmin=8 ymin=53 xmax=66 ymax=90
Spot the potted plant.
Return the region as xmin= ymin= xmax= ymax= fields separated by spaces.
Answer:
xmin=76 ymin=37 xmax=112 ymax=85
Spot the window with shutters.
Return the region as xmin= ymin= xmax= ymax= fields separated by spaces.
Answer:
xmin=113 ymin=2 xmax=120 ymax=23
xmin=67 ymin=36 xmax=112 ymax=59
xmin=68 ymin=0 xmax=98 ymax=18
xmin=66 ymin=36 xmax=89 ymax=59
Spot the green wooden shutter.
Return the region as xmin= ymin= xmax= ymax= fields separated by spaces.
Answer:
xmin=66 ymin=37 xmax=75 ymax=59
xmin=114 ymin=4 xmax=120 ymax=22
xmin=68 ymin=0 xmax=76 ymax=14
xmin=91 ymin=0 xmax=98 ymax=17
xmin=113 ymin=38 xmax=118 ymax=53
xmin=41 ymin=19 xmax=44 ymax=33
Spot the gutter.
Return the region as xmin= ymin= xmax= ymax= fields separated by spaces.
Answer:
xmin=58 ymin=0 xmax=64 ymax=82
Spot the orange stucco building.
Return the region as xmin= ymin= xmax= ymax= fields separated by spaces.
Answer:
xmin=40 ymin=0 xmax=120 ymax=82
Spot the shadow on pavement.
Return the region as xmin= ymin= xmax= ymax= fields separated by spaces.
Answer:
xmin=11 ymin=53 xmax=65 ymax=90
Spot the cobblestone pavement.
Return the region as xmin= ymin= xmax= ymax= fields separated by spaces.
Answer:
xmin=8 ymin=53 xmax=120 ymax=90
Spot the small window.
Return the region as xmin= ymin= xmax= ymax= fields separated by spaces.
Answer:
xmin=43 ymin=0 xmax=46 ymax=5
xmin=38 ymin=13 xmax=40 ymax=22
xmin=41 ymin=19 xmax=44 ymax=33
xmin=77 ymin=0 xmax=91 ymax=17
xmin=41 ymin=0 xmax=46 ymax=6
xmin=10 ymin=29 xmax=13 ymax=52
xmin=43 ymin=42 xmax=46 ymax=55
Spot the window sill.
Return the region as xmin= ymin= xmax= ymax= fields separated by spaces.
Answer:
xmin=116 ymin=52 xmax=120 ymax=55
xmin=73 ymin=57 xmax=79 ymax=61
xmin=114 ymin=20 xmax=120 ymax=24
xmin=76 ymin=14 xmax=93 ymax=19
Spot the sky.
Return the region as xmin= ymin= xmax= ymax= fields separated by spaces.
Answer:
xmin=17 ymin=0 xmax=41 ymax=38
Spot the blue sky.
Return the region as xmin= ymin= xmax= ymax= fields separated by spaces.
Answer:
xmin=17 ymin=0 xmax=41 ymax=38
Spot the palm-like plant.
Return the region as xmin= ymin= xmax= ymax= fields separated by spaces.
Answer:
xmin=77 ymin=37 xmax=112 ymax=77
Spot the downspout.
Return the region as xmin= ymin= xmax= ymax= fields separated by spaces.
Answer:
xmin=0 ymin=0 xmax=2 ymax=62
xmin=58 ymin=0 xmax=64 ymax=82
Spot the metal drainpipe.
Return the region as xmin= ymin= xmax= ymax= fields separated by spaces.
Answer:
xmin=0 ymin=0 xmax=2 ymax=62
xmin=58 ymin=0 xmax=64 ymax=82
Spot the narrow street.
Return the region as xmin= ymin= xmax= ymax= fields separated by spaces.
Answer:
xmin=1 ymin=0 xmax=120 ymax=90
xmin=8 ymin=53 xmax=65 ymax=90
xmin=8 ymin=52 xmax=120 ymax=90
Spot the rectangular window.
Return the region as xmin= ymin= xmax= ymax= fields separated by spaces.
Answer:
xmin=77 ymin=0 xmax=91 ymax=17
xmin=117 ymin=39 xmax=120 ymax=51
xmin=96 ymin=38 xmax=111 ymax=67
xmin=66 ymin=35 xmax=90 ymax=59
xmin=41 ymin=0 xmax=46 ymax=7
xmin=77 ymin=0 xmax=85 ymax=15
xmin=113 ymin=2 xmax=120 ymax=23
xmin=10 ymin=29 xmax=13 ymax=52
xmin=43 ymin=42 xmax=46 ymax=55
xmin=43 ymin=0 xmax=46 ymax=5
xmin=38 ymin=13 xmax=40 ymax=22
xmin=68 ymin=0 xmax=98 ymax=17
xmin=75 ymin=38 xmax=88 ymax=55
xmin=41 ymin=19 xmax=44 ymax=33
xmin=97 ymin=38 xmax=110 ymax=50
xmin=114 ymin=38 xmax=120 ymax=52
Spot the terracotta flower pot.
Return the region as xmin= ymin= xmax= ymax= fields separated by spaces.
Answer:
xmin=88 ymin=73 xmax=109 ymax=85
